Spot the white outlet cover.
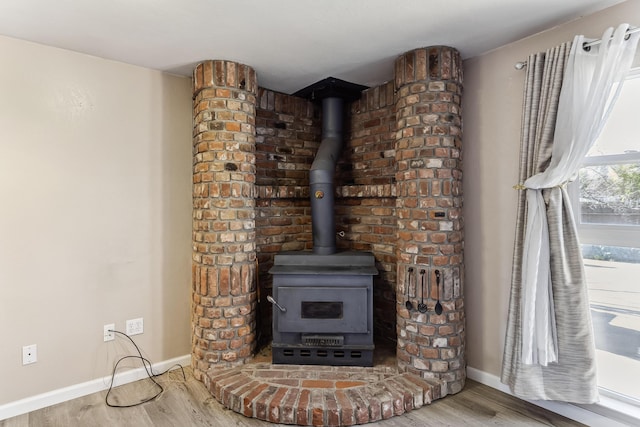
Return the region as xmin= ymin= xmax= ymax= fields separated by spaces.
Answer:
xmin=104 ymin=323 xmax=115 ymax=342
xmin=22 ymin=344 xmax=37 ymax=365
xmin=126 ymin=317 xmax=143 ymax=335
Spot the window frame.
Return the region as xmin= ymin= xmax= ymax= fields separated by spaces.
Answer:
xmin=569 ymin=69 xmax=640 ymax=249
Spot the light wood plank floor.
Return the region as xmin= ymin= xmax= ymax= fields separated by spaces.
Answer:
xmin=1 ymin=368 xmax=584 ymax=426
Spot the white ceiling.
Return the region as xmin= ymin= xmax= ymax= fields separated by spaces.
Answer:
xmin=0 ymin=0 xmax=625 ymax=94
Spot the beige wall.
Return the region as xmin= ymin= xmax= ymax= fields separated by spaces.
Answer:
xmin=463 ymin=0 xmax=640 ymax=376
xmin=0 ymin=36 xmax=192 ymax=404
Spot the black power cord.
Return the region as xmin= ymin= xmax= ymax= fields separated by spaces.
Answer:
xmin=105 ymin=329 xmax=186 ymax=408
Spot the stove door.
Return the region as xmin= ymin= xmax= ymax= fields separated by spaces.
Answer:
xmin=276 ymin=286 xmax=368 ymax=333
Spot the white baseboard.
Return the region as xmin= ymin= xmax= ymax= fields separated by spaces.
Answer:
xmin=0 ymin=354 xmax=191 ymax=421
xmin=466 ymin=366 xmax=638 ymax=427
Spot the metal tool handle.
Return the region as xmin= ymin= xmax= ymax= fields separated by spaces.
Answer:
xmin=418 ymin=269 xmax=427 ymax=313
xmin=267 ymin=295 xmax=287 ymax=312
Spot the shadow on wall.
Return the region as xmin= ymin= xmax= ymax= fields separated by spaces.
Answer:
xmin=159 ymin=74 xmax=193 ymax=356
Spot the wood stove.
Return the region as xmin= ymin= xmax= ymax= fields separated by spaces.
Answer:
xmin=267 ymin=77 xmax=376 ymax=366
xmin=269 ymin=251 xmax=378 ymax=366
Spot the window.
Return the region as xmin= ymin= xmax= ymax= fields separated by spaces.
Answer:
xmin=570 ymin=69 xmax=640 ymax=404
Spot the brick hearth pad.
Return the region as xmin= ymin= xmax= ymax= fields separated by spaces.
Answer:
xmin=205 ymin=363 xmax=443 ymax=426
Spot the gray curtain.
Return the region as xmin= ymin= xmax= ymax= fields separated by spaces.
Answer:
xmin=501 ymin=42 xmax=599 ymax=403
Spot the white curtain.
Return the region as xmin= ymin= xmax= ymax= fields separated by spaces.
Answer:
xmin=521 ymin=23 xmax=640 ymax=366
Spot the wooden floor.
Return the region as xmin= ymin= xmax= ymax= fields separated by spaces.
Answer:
xmin=1 ymin=368 xmax=584 ymax=427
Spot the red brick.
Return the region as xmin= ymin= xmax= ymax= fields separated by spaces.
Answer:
xmin=367 ymin=394 xmax=383 ymax=422
xmin=335 ymin=381 xmax=366 ymax=389
xmin=280 ymin=388 xmax=298 ymax=424
xmin=225 ymin=122 xmax=241 ymax=132
xmin=379 ymin=381 xmax=404 ymax=416
xmin=254 ymin=386 xmax=276 ymax=421
xmin=389 ymin=378 xmax=415 ymax=411
xmin=421 ymin=348 xmax=440 ymax=359
xmin=296 ymin=389 xmax=311 ymax=425
xmin=324 ymin=391 xmax=340 ymax=426
xmin=268 ymin=387 xmax=289 ymax=423
xmin=346 ymin=389 xmax=369 ymax=424
xmin=209 ymin=371 xmax=243 ymax=399
xmin=225 ymin=379 xmax=259 ymax=411
xmin=217 ymin=374 xmax=248 ymax=403
xmin=335 ymin=390 xmax=355 ymax=426
xmin=242 ymin=383 xmax=269 ymax=417
xmin=301 ymin=379 xmax=333 ymax=389
xmin=311 ymin=389 xmax=324 ymax=426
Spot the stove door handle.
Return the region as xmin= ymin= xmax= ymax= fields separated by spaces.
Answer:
xmin=267 ymin=295 xmax=287 ymax=313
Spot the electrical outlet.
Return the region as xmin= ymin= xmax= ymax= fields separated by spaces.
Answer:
xmin=22 ymin=344 xmax=37 ymax=365
xmin=104 ymin=323 xmax=115 ymax=342
xmin=126 ymin=317 xmax=143 ymax=336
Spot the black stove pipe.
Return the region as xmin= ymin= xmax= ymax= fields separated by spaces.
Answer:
xmin=310 ymin=97 xmax=343 ymax=255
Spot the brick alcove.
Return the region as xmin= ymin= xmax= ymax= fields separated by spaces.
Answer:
xmin=191 ymin=47 xmax=464 ymax=426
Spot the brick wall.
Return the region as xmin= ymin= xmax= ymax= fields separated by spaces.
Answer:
xmin=255 ymin=88 xmax=319 ymax=187
xmin=193 ymin=46 xmax=465 ymax=395
xmin=336 ymin=81 xmax=398 ymax=343
xmin=254 ymin=89 xmax=318 ymax=344
xmin=191 ymin=60 xmax=258 ymax=380
xmin=253 ymin=84 xmax=399 ymax=345
xmin=337 ymin=81 xmax=396 ymax=186
xmin=393 ymin=46 xmax=465 ymax=395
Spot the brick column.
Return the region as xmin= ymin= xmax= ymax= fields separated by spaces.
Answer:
xmin=191 ymin=60 xmax=258 ymax=381
xmin=394 ymin=47 xmax=465 ymax=395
